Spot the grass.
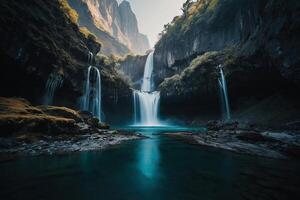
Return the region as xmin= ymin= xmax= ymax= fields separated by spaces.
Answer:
xmin=0 ymin=114 xmax=75 ymax=124
xmin=0 ymin=97 xmax=80 ymax=122
xmin=0 ymin=97 xmax=81 ymax=135
xmin=0 ymin=97 xmax=42 ymax=115
xmin=37 ymin=105 xmax=82 ymax=121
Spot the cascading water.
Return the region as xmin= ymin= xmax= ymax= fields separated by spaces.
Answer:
xmin=141 ymin=52 xmax=154 ymax=92
xmin=43 ymin=73 xmax=63 ymax=105
xmin=218 ymin=65 xmax=231 ymax=120
xmin=133 ymin=51 xmax=161 ymax=126
xmin=81 ymin=52 xmax=102 ymax=121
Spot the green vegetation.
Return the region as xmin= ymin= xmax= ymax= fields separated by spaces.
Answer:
xmin=160 ymin=51 xmax=218 ymax=89
xmin=59 ymin=0 xmax=79 ymax=24
xmin=159 ymin=48 xmax=237 ymax=95
xmin=95 ymin=54 xmax=132 ymax=87
xmin=158 ymin=0 xmax=220 ymax=41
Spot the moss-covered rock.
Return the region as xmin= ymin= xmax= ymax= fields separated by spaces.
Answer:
xmin=0 ymin=97 xmax=80 ymax=135
xmin=0 ymin=97 xmax=114 ymax=136
xmin=158 ymin=48 xmax=300 ymax=125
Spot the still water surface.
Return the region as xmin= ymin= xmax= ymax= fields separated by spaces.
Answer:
xmin=0 ymin=126 xmax=299 ymax=200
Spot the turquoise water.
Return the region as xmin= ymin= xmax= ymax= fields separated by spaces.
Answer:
xmin=0 ymin=126 xmax=299 ymax=200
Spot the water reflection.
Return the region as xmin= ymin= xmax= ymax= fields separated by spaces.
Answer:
xmin=126 ymin=126 xmax=205 ymax=179
xmin=1 ymin=126 xmax=300 ymax=200
xmin=137 ymin=133 xmax=160 ymax=178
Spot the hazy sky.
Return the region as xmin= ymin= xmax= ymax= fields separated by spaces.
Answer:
xmin=117 ymin=0 xmax=186 ymax=47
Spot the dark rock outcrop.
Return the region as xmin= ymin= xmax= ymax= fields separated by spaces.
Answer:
xmin=99 ymin=58 xmax=133 ymax=125
xmin=0 ymin=0 xmax=99 ymax=106
xmin=166 ymin=121 xmax=300 ymax=159
xmin=118 ymin=54 xmax=148 ymax=89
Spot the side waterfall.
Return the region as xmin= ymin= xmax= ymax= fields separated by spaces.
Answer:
xmin=81 ymin=52 xmax=102 ymax=121
xmin=218 ymin=65 xmax=231 ymax=120
xmin=43 ymin=73 xmax=63 ymax=105
xmin=133 ymin=51 xmax=161 ymax=126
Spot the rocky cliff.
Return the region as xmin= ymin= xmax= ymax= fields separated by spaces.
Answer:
xmin=0 ymin=0 xmax=133 ymax=125
xmin=118 ymin=54 xmax=148 ymax=89
xmin=155 ymin=0 xmax=300 ymax=85
xmin=68 ymin=0 xmax=150 ymax=55
xmin=118 ymin=1 xmax=150 ymax=54
xmin=155 ymin=0 xmax=300 ymax=125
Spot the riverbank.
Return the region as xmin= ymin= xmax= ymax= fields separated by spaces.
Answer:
xmin=0 ymin=130 xmax=143 ymax=160
xmin=0 ymin=97 xmax=144 ymax=160
xmin=165 ymin=121 xmax=300 ymax=159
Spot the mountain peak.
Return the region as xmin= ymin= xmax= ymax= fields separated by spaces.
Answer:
xmin=119 ymin=0 xmax=130 ymax=7
xmin=69 ymin=0 xmax=149 ymax=55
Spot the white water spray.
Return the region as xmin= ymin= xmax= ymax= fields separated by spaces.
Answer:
xmin=218 ymin=65 xmax=231 ymax=120
xmin=133 ymin=51 xmax=161 ymax=126
xmin=141 ymin=51 xmax=154 ymax=92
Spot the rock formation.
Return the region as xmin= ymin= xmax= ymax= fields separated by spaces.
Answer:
xmin=118 ymin=54 xmax=148 ymax=89
xmin=154 ymin=0 xmax=300 ymax=125
xmin=68 ymin=0 xmax=150 ymax=55
xmin=0 ymin=0 xmax=133 ymax=125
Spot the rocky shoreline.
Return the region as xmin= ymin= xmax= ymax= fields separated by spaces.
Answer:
xmin=0 ymin=97 xmax=144 ymax=160
xmin=165 ymin=121 xmax=300 ymax=159
xmin=0 ymin=130 xmax=143 ymax=160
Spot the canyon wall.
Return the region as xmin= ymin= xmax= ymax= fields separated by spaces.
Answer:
xmin=155 ymin=0 xmax=300 ymax=124
xmin=68 ymin=0 xmax=150 ymax=56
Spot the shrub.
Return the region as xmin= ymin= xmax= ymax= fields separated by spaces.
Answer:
xmin=58 ymin=0 xmax=79 ymax=24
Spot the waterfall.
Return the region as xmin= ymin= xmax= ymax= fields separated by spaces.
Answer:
xmin=43 ymin=73 xmax=63 ymax=105
xmin=141 ymin=51 xmax=154 ymax=92
xmin=133 ymin=51 xmax=161 ymax=126
xmin=218 ymin=65 xmax=231 ymax=120
xmin=133 ymin=90 xmax=138 ymax=124
xmin=81 ymin=52 xmax=102 ymax=121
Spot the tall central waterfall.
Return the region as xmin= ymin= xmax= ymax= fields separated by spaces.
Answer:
xmin=218 ymin=65 xmax=231 ymax=120
xmin=81 ymin=52 xmax=102 ymax=121
xmin=133 ymin=51 xmax=161 ymax=126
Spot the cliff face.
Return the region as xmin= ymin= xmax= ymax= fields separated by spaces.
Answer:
xmin=118 ymin=54 xmax=148 ymax=89
xmin=0 ymin=0 xmax=133 ymax=125
xmin=155 ymin=0 xmax=300 ymax=87
xmin=0 ymin=0 xmax=98 ymax=104
xmin=118 ymin=1 xmax=150 ymax=54
xmin=68 ymin=0 xmax=150 ymax=55
xmin=155 ymin=0 xmax=300 ymax=124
